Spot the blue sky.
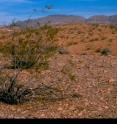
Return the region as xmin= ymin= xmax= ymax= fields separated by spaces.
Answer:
xmin=0 ymin=0 xmax=117 ymax=25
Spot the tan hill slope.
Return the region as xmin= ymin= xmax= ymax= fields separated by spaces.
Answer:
xmin=56 ymin=23 xmax=117 ymax=56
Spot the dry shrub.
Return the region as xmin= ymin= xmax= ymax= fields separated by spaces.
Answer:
xmin=0 ymin=72 xmax=32 ymax=105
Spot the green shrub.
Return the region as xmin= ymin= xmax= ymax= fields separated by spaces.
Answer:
xmin=9 ymin=42 xmax=40 ymax=69
xmin=96 ymin=48 xmax=111 ymax=56
xmin=110 ymin=24 xmax=117 ymax=31
xmin=0 ymin=25 xmax=58 ymax=70
xmin=40 ymin=24 xmax=59 ymax=41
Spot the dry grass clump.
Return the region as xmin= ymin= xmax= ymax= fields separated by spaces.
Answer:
xmin=0 ymin=72 xmax=32 ymax=105
xmin=0 ymin=72 xmax=79 ymax=105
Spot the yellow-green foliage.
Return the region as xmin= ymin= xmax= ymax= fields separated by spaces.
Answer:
xmin=0 ymin=25 xmax=59 ymax=69
xmin=109 ymin=24 xmax=117 ymax=34
xmin=61 ymin=64 xmax=76 ymax=82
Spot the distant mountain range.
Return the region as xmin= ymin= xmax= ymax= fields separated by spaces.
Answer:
xmin=13 ymin=14 xmax=117 ymax=28
xmin=87 ymin=15 xmax=117 ymax=24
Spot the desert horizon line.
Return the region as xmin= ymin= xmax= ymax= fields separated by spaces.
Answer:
xmin=0 ymin=13 xmax=117 ymax=26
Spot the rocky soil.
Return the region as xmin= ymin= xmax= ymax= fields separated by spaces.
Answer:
xmin=0 ymin=54 xmax=116 ymax=118
xmin=0 ymin=23 xmax=116 ymax=118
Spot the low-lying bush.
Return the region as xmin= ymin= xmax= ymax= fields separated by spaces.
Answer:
xmin=0 ymin=72 xmax=81 ymax=105
xmin=0 ymin=73 xmax=32 ymax=104
xmin=96 ymin=48 xmax=111 ymax=56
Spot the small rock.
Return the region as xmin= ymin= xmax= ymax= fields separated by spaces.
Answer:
xmin=58 ymin=48 xmax=69 ymax=54
xmin=108 ymin=78 xmax=116 ymax=83
xmin=58 ymin=107 xmax=63 ymax=111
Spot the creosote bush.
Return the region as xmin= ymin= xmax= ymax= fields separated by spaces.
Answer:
xmin=110 ymin=24 xmax=117 ymax=31
xmin=0 ymin=25 xmax=59 ymax=69
xmin=96 ymin=48 xmax=111 ymax=56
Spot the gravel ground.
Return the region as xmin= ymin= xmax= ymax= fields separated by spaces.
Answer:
xmin=0 ymin=54 xmax=116 ymax=118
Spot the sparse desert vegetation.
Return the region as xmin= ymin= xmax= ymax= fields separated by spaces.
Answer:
xmin=0 ymin=22 xmax=116 ymax=118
